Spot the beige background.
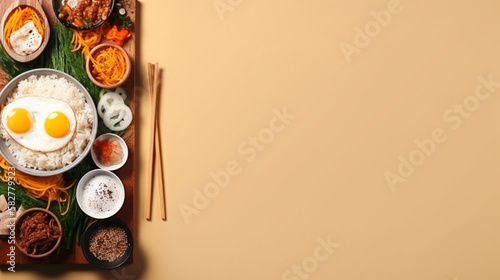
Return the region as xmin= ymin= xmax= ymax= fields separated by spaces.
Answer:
xmin=2 ymin=0 xmax=500 ymax=279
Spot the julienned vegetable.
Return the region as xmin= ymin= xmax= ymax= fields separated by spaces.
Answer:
xmin=0 ymin=155 xmax=75 ymax=215
xmin=71 ymin=24 xmax=106 ymax=59
xmin=71 ymin=23 xmax=130 ymax=59
xmin=89 ymin=46 xmax=128 ymax=85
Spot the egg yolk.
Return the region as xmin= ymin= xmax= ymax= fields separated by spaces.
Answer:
xmin=7 ymin=108 xmax=32 ymax=134
xmin=45 ymin=112 xmax=70 ymax=138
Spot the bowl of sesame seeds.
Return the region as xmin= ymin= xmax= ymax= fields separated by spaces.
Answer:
xmin=80 ymin=217 xmax=134 ymax=269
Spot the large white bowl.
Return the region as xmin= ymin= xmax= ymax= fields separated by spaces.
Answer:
xmin=0 ymin=68 xmax=98 ymax=176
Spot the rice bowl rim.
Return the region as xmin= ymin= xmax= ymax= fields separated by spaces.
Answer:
xmin=0 ymin=68 xmax=98 ymax=177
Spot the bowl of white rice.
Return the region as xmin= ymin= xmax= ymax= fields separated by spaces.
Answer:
xmin=0 ymin=68 xmax=98 ymax=176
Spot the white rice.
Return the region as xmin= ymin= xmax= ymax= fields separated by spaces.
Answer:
xmin=0 ymin=74 xmax=94 ymax=170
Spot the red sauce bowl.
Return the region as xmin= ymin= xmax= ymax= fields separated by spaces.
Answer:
xmin=91 ymin=133 xmax=128 ymax=171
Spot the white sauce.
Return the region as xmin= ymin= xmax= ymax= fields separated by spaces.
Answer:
xmin=82 ymin=174 xmax=122 ymax=217
xmin=10 ymin=21 xmax=42 ymax=55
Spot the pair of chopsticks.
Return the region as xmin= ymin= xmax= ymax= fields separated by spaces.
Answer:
xmin=145 ymin=63 xmax=166 ymax=220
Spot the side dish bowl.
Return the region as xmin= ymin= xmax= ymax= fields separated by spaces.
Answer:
xmin=0 ymin=68 xmax=98 ymax=177
xmin=52 ymin=0 xmax=115 ymax=30
xmin=91 ymin=133 xmax=129 ymax=171
xmin=15 ymin=208 xmax=62 ymax=258
xmin=76 ymin=169 xmax=125 ymax=219
xmin=0 ymin=0 xmax=51 ymax=62
xmin=86 ymin=43 xmax=131 ymax=89
xmin=80 ymin=217 xmax=134 ymax=269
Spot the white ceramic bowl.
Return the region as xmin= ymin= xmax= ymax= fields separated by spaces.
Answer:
xmin=0 ymin=68 xmax=98 ymax=176
xmin=76 ymin=169 xmax=125 ymax=219
xmin=91 ymin=133 xmax=128 ymax=171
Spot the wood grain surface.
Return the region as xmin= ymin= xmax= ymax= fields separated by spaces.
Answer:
xmin=0 ymin=0 xmax=136 ymax=265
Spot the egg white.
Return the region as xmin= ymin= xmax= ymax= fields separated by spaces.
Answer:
xmin=1 ymin=97 xmax=76 ymax=152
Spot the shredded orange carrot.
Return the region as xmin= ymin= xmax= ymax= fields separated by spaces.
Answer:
xmin=0 ymin=155 xmax=75 ymax=215
xmin=90 ymin=46 xmax=128 ymax=85
xmin=3 ymin=6 xmax=45 ymax=48
xmin=71 ymin=23 xmax=109 ymax=59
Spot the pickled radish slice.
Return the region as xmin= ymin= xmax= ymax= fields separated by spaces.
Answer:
xmin=102 ymin=104 xmax=132 ymax=131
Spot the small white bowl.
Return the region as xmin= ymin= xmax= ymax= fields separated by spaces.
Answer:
xmin=91 ymin=133 xmax=128 ymax=171
xmin=76 ymin=169 xmax=125 ymax=219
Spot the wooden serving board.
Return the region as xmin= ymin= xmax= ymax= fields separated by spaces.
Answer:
xmin=0 ymin=0 xmax=136 ymax=265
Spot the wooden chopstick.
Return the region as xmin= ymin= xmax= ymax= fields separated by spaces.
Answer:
xmin=145 ymin=63 xmax=166 ymax=220
xmin=155 ymin=126 xmax=166 ymax=220
xmin=153 ymin=65 xmax=166 ymax=220
xmin=145 ymin=63 xmax=157 ymax=220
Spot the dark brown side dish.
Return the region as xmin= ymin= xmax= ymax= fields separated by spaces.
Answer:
xmin=18 ymin=211 xmax=61 ymax=255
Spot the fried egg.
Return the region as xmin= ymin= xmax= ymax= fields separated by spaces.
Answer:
xmin=1 ymin=97 xmax=76 ymax=152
